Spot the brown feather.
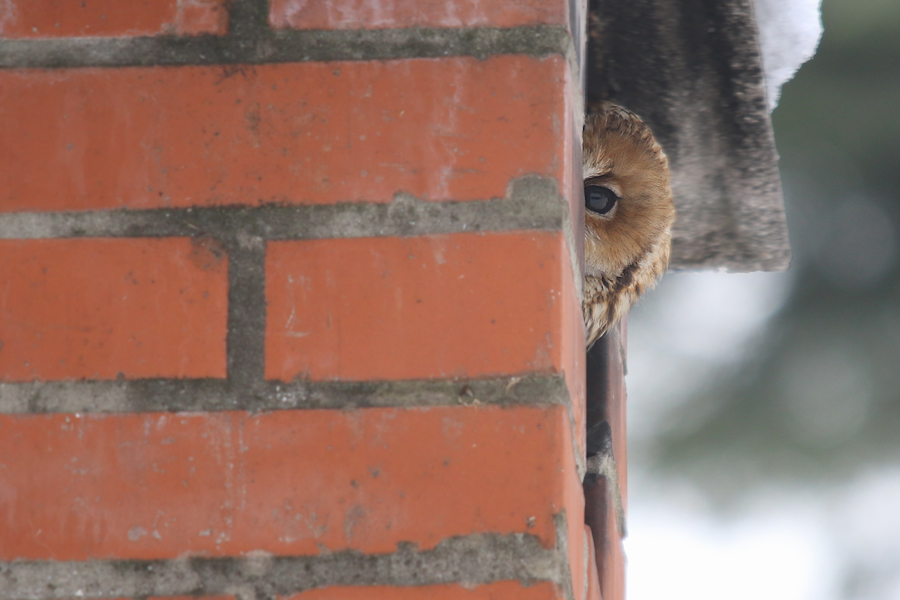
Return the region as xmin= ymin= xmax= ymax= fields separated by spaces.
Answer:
xmin=582 ymin=103 xmax=675 ymax=348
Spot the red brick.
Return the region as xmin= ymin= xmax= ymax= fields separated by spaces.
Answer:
xmin=0 ymin=57 xmax=569 ymax=212
xmin=0 ymin=0 xmax=228 ymax=38
xmin=265 ymin=232 xmax=578 ymax=382
xmin=598 ymin=477 xmax=625 ymax=600
xmin=155 ymin=597 xmax=233 ymax=600
xmin=601 ymin=328 xmax=628 ymax=600
xmin=564 ymin=433 xmax=586 ymax=600
xmin=68 ymin=597 xmax=233 ymax=600
xmin=0 ymin=238 xmax=227 ymax=381
xmin=175 ymin=0 xmax=229 ymax=35
xmin=560 ymin=235 xmax=586 ymax=459
xmin=281 ymin=582 xmax=563 ymax=600
xmin=270 ymin=0 xmax=567 ymax=30
xmin=0 ymin=406 xmax=577 ymax=561
xmin=585 ymin=525 xmax=600 ymax=600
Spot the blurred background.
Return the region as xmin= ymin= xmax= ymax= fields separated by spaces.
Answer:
xmin=625 ymin=0 xmax=900 ymax=598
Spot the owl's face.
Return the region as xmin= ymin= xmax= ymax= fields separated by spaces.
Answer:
xmin=583 ymin=104 xmax=675 ymax=281
xmin=581 ymin=103 xmax=675 ymax=346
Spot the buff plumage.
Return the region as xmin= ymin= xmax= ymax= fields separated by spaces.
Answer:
xmin=582 ymin=103 xmax=675 ymax=348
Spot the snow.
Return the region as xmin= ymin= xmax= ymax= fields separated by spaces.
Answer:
xmin=751 ymin=0 xmax=823 ymax=110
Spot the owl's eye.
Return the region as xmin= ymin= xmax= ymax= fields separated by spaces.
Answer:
xmin=584 ymin=185 xmax=618 ymax=215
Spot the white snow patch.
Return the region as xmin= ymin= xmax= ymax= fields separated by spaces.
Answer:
xmin=752 ymin=0 xmax=823 ymax=109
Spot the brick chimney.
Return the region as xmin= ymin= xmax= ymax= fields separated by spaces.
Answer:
xmin=0 ymin=1 xmax=598 ymax=599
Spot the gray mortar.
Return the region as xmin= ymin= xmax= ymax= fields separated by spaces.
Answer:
xmin=0 ymin=177 xmax=584 ymax=400
xmin=0 ymin=529 xmax=568 ymax=600
xmin=553 ymin=512 xmax=576 ymax=600
xmin=0 ymin=4 xmax=590 ymax=596
xmin=0 ymin=26 xmax=571 ymax=69
xmin=0 ymin=177 xmax=567 ymax=242
xmin=0 ymin=176 xmax=581 ymax=296
xmin=228 ymin=0 xmax=270 ymax=39
xmin=0 ymin=374 xmax=571 ymax=414
xmin=226 ymin=240 xmax=267 ymax=391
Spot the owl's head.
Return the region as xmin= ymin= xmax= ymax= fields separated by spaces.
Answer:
xmin=582 ymin=103 xmax=675 ymax=282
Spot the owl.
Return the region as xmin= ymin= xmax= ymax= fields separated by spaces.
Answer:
xmin=582 ymin=103 xmax=675 ymax=348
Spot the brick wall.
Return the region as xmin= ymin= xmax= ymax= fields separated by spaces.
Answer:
xmin=0 ymin=1 xmax=595 ymax=599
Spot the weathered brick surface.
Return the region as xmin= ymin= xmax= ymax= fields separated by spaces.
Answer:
xmin=0 ymin=0 xmax=228 ymax=38
xmin=0 ymin=406 xmax=576 ymax=561
xmin=0 ymin=57 xmax=568 ymax=213
xmin=69 ymin=597 xmax=234 ymax=600
xmin=0 ymin=238 xmax=228 ymax=381
xmin=266 ymin=232 xmax=576 ymax=382
xmin=585 ymin=525 xmax=600 ymax=600
xmin=563 ymin=411 xmax=586 ymax=600
xmin=595 ymin=477 xmax=625 ymax=600
xmin=0 ymin=0 xmax=589 ymax=596
xmin=559 ymin=228 xmax=586 ymax=459
xmin=269 ymin=0 xmax=567 ymax=30
xmin=175 ymin=0 xmax=229 ymax=35
xmin=281 ymin=581 xmax=563 ymax=600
